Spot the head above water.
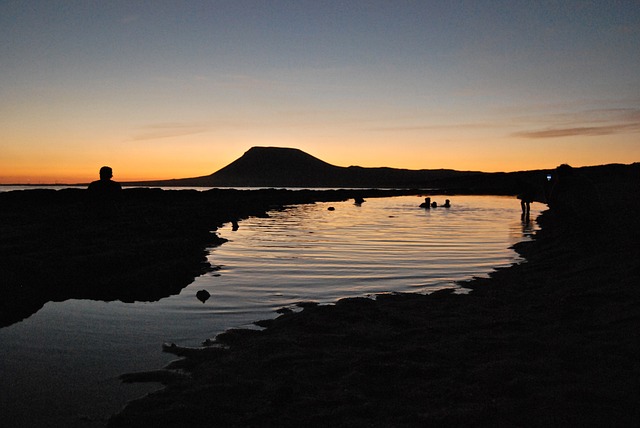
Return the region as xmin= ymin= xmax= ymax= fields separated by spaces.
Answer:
xmin=99 ymin=166 xmax=113 ymax=180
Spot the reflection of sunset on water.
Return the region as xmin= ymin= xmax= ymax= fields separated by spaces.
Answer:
xmin=0 ymin=194 xmax=542 ymax=425
xmin=203 ymin=195 xmax=543 ymax=307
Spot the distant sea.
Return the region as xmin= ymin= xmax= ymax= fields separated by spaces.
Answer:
xmin=0 ymin=193 xmax=542 ymax=427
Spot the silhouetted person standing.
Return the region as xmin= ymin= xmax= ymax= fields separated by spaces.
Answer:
xmin=516 ymin=179 xmax=535 ymax=217
xmin=87 ymin=166 xmax=122 ymax=217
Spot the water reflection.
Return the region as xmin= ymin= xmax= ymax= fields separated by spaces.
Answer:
xmin=198 ymin=195 xmax=543 ymax=312
xmin=0 ymin=194 xmax=542 ymax=427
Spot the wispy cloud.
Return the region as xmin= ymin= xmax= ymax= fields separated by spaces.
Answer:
xmin=369 ymin=122 xmax=500 ymax=132
xmin=131 ymin=123 xmax=208 ymax=141
xmin=513 ymin=123 xmax=640 ymax=139
xmin=512 ymin=107 xmax=640 ymax=139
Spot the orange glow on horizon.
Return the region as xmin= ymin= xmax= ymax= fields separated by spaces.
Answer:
xmin=2 ymin=2 xmax=639 ymax=185
xmin=2 ymin=140 xmax=638 ymax=185
xmin=2 ymin=125 xmax=639 ymax=185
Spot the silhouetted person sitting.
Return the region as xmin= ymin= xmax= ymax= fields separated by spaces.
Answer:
xmin=431 ymin=201 xmax=438 ymax=208
xmin=419 ymin=197 xmax=431 ymax=208
xmin=89 ymin=166 xmax=122 ymax=195
xmin=443 ymin=199 xmax=451 ymax=208
xmin=87 ymin=166 xmax=122 ymax=217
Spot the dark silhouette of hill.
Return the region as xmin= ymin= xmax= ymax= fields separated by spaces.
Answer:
xmin=126 ymin=146 xmax=637 ymax=195
xmin=126 ymin=146 xmax=477 ymax=188
xmin=207 ymin=147 xmax=343 ymax=187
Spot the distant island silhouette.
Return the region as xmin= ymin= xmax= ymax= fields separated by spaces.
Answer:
xmin=125 ymin=146 xmax=481 ymax=189
xmin=122 ymin=146 xmax=567 ymax=197
xmin=122 ymin=146 xmax=640 ymax=199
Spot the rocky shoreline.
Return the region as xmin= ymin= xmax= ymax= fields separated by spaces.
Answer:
xmin=108 ymin=165 xmax=640 ymax=427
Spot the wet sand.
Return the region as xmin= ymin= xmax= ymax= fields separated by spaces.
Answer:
xmin=108 ymin=165 xmax=640 ymax=427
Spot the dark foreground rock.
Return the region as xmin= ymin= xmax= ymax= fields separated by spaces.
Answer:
xmin=109 ymin=164 xmax=640 ymax=427
xmin=0 ymin=187 xmax=422 ymax=327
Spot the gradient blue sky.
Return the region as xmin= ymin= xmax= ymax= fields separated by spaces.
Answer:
xmin=1 ymin=0 xmax=639 ymax=183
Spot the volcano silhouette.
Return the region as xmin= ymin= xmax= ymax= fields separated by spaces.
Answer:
xmin=126 ymin=146 xmax=475 ymax=188
xmin=211 ymin=147 xmax=343 ymax=187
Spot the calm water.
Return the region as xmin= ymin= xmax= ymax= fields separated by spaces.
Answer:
xmin=0 ymin=195 xmax=541 ymax=427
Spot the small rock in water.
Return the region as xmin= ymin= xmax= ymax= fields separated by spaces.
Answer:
xmin=196 ymin=289 xmax=211 ymax=303
xmin=327 ymin=206 xmax=335 ymax=211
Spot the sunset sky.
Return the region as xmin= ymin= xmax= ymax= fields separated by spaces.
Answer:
xmin=1 ymin=1 xmax=639 ymax=183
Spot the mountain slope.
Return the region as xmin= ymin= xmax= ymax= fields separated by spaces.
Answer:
xmin=210 ymin=147 xmax=343 ymax=187
xmin=126 ymin=146 xmax=477 ymax=188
